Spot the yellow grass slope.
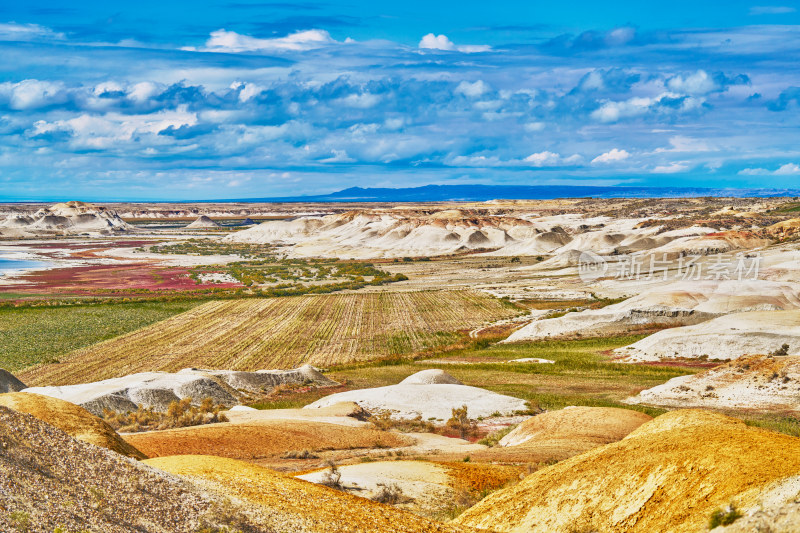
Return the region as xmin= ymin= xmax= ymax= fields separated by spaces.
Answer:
xmin=147 ymin=455 xmax=471 ymax=533
xmin=125 ymin=419 xmax=410 ymax=460
xmin=23 ymin=290 xmax=521 ymax=386
xmin=455 ymin=410 xmax=800 ymax=533
xmin=0 ymin=392 xmax=146 ymax=459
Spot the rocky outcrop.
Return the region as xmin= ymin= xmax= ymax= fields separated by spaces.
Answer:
xmin=23 ymin=365 xmax=336 ymax=416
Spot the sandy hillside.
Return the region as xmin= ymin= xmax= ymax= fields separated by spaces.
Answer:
xmin=0 ymin=200 xmax=131 ymax=236
xmin=125 ymin=418 xmax=411 ymax=460
xmin=186 ymin=215 xmax=221 ymax=228
xmin=223 ymin=208 xmax=758 ymax=259
xmin=298 ymin=459 xmax=522 ymax=517
xmin=0 ymin=392 xmax=145 ymax=459
xmin=616 ymin=309 xmax=800 ymax=362
xmin=470 ymin=407 xmax=651 ymax=464
xmin=455 ymin=410 xmax=800 ymax=533
xmin=505 ymin=279 xmax=800 ymax=342
xmin=146 ymin=454 xmax=471 ymax=533
xmin=304 ymin=369 xmax=529 ymax=420
xmin=715 ymin=475 xmax=800 ymax=532
xmin=0 ymin=406 xmax=245 ymax=533
xmin=627 ymin=354 xmax=800 ymax=412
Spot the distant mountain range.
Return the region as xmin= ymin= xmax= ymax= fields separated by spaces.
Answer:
xmin=222 ymin=185 xmax=800 ymax=203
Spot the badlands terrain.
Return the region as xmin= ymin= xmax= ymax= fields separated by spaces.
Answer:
xmin=3 ymin=196 xmax=800 ymax=531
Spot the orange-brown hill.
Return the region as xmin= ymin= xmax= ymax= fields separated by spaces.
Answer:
xmin=0 ymin=392 xmax=145 ymax=459
xmin=147 ymin=454 xmax=471 ymax=533
xmin=455 ymin=410 xmax=800 ymax=533
xmin=474 ymin=406 xmax=651 ymax=463
xmin=126 ymin=419 xmax=410 ymax=460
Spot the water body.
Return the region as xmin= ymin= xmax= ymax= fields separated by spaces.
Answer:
xmin=0 ymin=257 xmax=46 ymax=276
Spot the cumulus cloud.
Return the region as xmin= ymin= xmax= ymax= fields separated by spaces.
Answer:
xmin=0 ymin=79 xmax=68 ymax=110
xmin=591 ymin=93 xmax=705 ymax=122
xmin=524 ymin=151 xmax=582 ymax=167
xmin=197 ymin=29 xmax=336 ymax=53
xmin=652 ymin=162 xmax=690 ymax=173
xmin=418 ymin=33 xmax=490 ymax=53
xmin=740 ymin=163 xmax=800 ymax=175
xmin=591 ymin=148 xmax=630 ymax=164
xmin=455 ymin=80 xmax=490 ymax=98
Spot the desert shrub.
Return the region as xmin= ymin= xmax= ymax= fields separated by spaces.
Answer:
xmin=102 ymin=397 xmax=228 ymax=433
xmin=371 ymin=483 xmax=411 ymax=505
xmin=447 ymin=405 xmax=477 ymax=440
xmin=477 ymin=424 xmax=518 ymax=447
xmin=369 ymin=410 xmax=435 ymax=433
xmin=53 ymin=527 xmax=90 ymax=533
xmin=708 ymin=505 xmax=742 ymax=529
xmin=281 ymin=449 xmax=319 ymax=459
xmin=770 ymin=343 xmax=790 ymax=356
xmin=319 ymin=460 xmax=344 ymax=491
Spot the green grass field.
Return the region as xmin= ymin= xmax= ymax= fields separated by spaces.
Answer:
xmin=0 ymin=301 xmax=200 ymax=372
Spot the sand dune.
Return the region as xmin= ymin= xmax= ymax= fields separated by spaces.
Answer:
xmin=0 ymin=200 xmax=131 ymax=236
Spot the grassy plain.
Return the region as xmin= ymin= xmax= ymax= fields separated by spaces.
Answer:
xmin=0 ymin=301 xmax=199 ymax=372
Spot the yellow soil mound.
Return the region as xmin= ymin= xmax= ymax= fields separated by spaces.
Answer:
xmin=146 ymin=455 xmax=470 ymax=533
xmin=126 ymin=419 xmax=410 ymax=459
xmin=0 ymin=392 xmax=145 ymax=459
xmin=471 ymin=407 xmax=651 ymax=464
xmin=455 ymin=409 xmax=800 ymax=532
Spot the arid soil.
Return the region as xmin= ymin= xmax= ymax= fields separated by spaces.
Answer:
xmin=125 ymin=419 xmax=411 ymax=460
xmin=456 ymin=410 xmax=800 ymax=532
xmin=0 ymin=392 xmax=145 ymax=459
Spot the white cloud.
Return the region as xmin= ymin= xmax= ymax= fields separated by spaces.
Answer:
xmin=198 ymin=29 xmax=336 ymax=53
xmin=341 ymin=93 xmax=382 ymax=108
xmin=320 ymin=149 xmax=356 ymax=163
xmin=776 ymin=163 xmax=800 ymax=175
xmin=591 ymin=96 xmax=656 ymax=122
xmin=666 ymin=70 xmax=716 ymax=95
xmin=0 ymin=23 xmax=64 ymax=42
xmin=524 ymin=151 xmax=582 ymax=167
xmin=455 ymin=80 xmax=490 ymax=98
xmin=230 ymin=81 xmax=267 ymax=102
xmin=655 ymin=136 xmax=713 ymax=153
xmin=739 ymin=163 xmax=800 ymax=176
xmin=750 ymin=6 xmax=797 ymax=14
xmin=418 ymin=33 xmax=490 ymax=53
xmin=523 ymin=122 xmax=545 ymax=132
xmin=592 ymin=148 xmax=630 ymax=164
xmin=652 ymin=162 xmax=690 ymax=173
xmin=591 ymin=92 xmax=704 ymax=122
xmin=0 ymin=79 xmax=68 ymax=110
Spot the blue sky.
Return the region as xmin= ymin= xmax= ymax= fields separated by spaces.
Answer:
xmin=0 ymin=1 xmax=799 ymax=200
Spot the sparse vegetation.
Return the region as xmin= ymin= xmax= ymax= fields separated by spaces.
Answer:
xmin=319 ymin=460 xmax=344 ymax=491
xmin=708 ymin=504 xmax=742 ymax=529
xmin=770 ymin=343 xmax=790 ymax=356
xmin=101 ymin=397 xmax=228 ymax=433
xmin=371 ymin=483 xmax=412 ymax=505
xmin=447 ymin=405 xmax=477 ymax=440
xmin=477 ymin=424 xmax=518 ymax=447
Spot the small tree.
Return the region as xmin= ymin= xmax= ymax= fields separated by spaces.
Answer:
xmin=770 ymin=343 xmax=790 ymax=356
xmin=447 ymin=405 xmax=476 ymax=440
